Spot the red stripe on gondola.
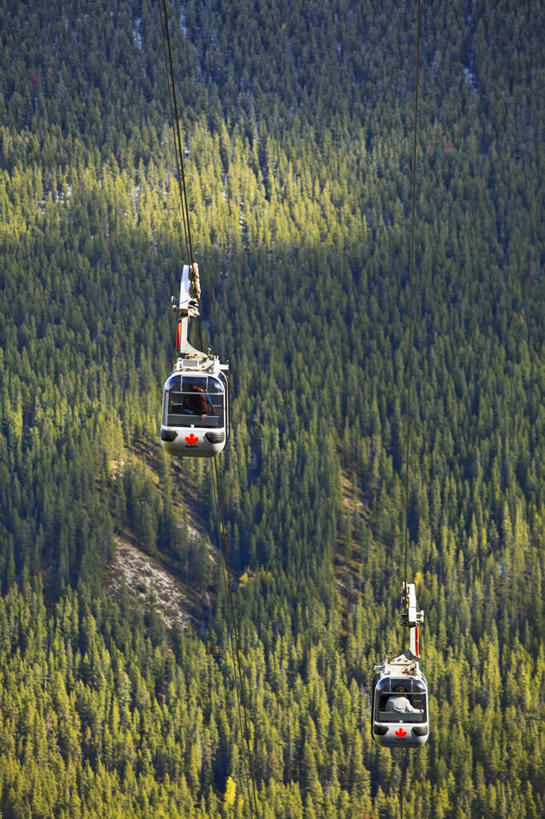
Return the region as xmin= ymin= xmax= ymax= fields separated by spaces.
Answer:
xmin=176 ymin=320 xmax=182 ymax=350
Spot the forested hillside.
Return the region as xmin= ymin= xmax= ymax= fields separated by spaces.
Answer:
xmin=1 ymin=0 xmax=545 ymax=815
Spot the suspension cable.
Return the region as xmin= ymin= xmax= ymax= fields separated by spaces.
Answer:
xmin=158 ymin=0 xmax=191 ymax=264
xmin=211 ymin=458 xmax=260 ymax=817
xmin=158 ymin=0 xmax=204 ymax=351
xmin=402 ymin=0 xmax=422 ymax=594
xmin=157 ymin=4 xmax=259 ymax=813
xmin=399 ymin=748 xmax=409 ymax=818
xmin=399 ymin=3 xmax=421 ymax=816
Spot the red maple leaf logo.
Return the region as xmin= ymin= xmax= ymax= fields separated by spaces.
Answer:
xmin=185 ymin=433 xmax=199 ymax=445
xmin=395 ymin=728 xmax=407 ymax=738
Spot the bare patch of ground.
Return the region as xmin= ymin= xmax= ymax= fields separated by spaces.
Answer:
xmin=106 ymin=440 xmax=221 ymax=632
xmin=109 ymin=535 xmax=194 ymax=629
xmin=341 ymin=473 xmax=369 ymax=519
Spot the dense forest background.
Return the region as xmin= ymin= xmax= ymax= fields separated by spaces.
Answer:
xmin=1 ymin=0 xmax=545 ymax=816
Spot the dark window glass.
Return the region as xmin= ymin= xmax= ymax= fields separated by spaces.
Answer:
xmin=163 ymin=374 xmax=225 ymax=428
xmin=165 ymin=374 xmax=181 ymax=391
xmin=375 ymin=691 xmax=427 ymax=723
xmin=207 ymin=377 xmax=224 ymax=394
xmin=182 ymin=376 xmax=208 ymax=391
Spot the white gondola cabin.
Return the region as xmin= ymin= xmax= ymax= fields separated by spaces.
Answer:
xmin=160 ymin=363 xmax=229 ymax=457
xmin=160 ymin=264 xmax=229 ymax=458
xmin=371 ymin=661 xmax=429 ymax=747
xmin=371 ymin=583 xmax=429 ymax=747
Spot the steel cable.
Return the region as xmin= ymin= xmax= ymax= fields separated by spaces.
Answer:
xmin=400 ymin=1 xmax=422 ymax=815
xmin=402 ymin=0 xmax=422 ymax=600
xmin=157 ymin=3 xmax=259 ymax=813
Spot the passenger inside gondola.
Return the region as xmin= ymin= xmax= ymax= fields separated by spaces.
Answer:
xmin=163 ymin=373 xmax=226 ymax=429
xmin=182 ymin=384 xmax=213 ymax=418
xmin=386 ymin=685 xmax=423 ymax=715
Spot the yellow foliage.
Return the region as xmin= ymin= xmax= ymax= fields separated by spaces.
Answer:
xmin=224 ymin=776 xmax=236 ymax=809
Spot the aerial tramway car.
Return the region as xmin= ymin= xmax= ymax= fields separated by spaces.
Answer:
xmin=371 ymin=583 xmax=429 ymax=747
xmin=160 ymin=264 xmax=229 ymax=457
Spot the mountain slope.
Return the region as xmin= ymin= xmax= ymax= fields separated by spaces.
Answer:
xmin=0 ymin=0 xmax=545 ymax=815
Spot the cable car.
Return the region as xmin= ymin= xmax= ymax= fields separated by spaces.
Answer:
xmin=371 ymin=584 xmax=429 ymax=747
xmin=371 ymin=662 xmax=429 ymax=747
xmin=160 ymin=264 xmax=229 ymax=457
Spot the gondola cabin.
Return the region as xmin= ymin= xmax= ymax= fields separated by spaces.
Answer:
xmin=160 ymin=359 xmax=229 ymax=457
xmin=371 ymin=657 xmax=429 ymax=747
xmin=160 ymin=263 xmax=229 ymax=458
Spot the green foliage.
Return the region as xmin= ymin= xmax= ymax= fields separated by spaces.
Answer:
xmin=0 ymin=0 xmax=544 ymax=815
